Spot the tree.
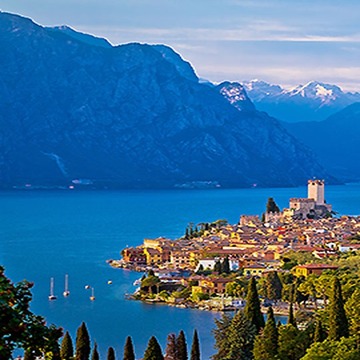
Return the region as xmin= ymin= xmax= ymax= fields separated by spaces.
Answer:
xmin=265 ymin=271 xmax=282 ymax=302
xmin=190 ymin=330 xmax=200 ymax=360
xmin=61 ymin=331 xmax=74 ymax=360
xmin=221 ymin=257 xmax=230 ymax=274
xmin=328 ymin=277 xmax=349 ymax=341
xmin=164 ymin=333 xmax=177 ymax=360
xmin=107 ymin=347 xmax=115 ymax=360
xmin=244 ymin=277 xmax=265 ymax=332
xmin=344 ymin=288 xmax=360 ymax=338
xmin=176 ymin=330 xmax=188 ymax=360
xmin=212 ymin=313 xmax=232 ymax=360
xmin=266 ymin=197 xmax=280 ymax=213
xmin=143 ymin=336 xmax=164 ymax=360
xmin=0 ymin=266 xmax=63 ymax=359
xmin=218 ymin=310 xmax=256 ymax=360
xmin=277 ymin=324 xmax=310 ymax=360
xmin=91 ymin=343 xmax=99 ymax=360
xmin=313 ymin=318 xmax=326 ymax=343
xmin=214 ymin=260 xmax=221 ymax=274
xmin=141 ymin=275 xmax=161 ymax=295
xmin=253 ymin=307 xmax=278 ymax=360
xmin=123 ymin=336 xmax=135 ymax=360
xmin=75 ymin=322 xmax=91 ymax=360
xmin=288 ymin=302 xmax=296 ymax=327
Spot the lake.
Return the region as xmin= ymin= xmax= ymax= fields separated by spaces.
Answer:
xmin=1 ymin=183 xmax=359 ymax=359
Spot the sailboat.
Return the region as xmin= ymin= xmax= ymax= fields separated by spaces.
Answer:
xmin=48 ymin=277 xmax=57 ymax=300
xmin=90 ymin=287 xmax=95 ymax=301
xmin=63 ymin=274 xmax=70 ymax=297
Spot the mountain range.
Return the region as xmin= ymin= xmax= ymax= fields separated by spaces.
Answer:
xmin=242 ymin=79 xmax=360 ymax=123
xmin=0 ymin=12 xmax=340 ymax=189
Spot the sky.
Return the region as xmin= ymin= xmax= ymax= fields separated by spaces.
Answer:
xmin=1 ymin=0 xmax=360 ymax=91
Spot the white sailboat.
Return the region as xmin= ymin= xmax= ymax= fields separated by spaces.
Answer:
xmin=48 ymin=277 xmax=57 ymax=300
xmin=63 ymin=274 xmax=70 ymax=297
xmin=90 ymin=287 xmax=95 ymax=301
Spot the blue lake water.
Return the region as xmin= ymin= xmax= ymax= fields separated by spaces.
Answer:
xmin=1 ymin=183 xmax=360 ymax=359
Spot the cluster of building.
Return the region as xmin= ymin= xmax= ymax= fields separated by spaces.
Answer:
xmin=116 ymin=180 xmax=360 ymax=296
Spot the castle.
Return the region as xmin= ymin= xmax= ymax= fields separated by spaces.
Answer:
xmin=266 ymin=179 xmax=333 ymax=222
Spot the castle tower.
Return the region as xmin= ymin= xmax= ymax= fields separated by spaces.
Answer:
xmin=308 ymin=179 xmax=325 ymax=205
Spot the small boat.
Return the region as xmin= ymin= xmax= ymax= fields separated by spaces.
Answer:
xmin=133 ymin=278 xmax=141 ymax=286
xmin=90 ymin=287 xmax=95 ymax=301
xmin=63 ymin=274 xmax=70 ymax=297
xmin=48 ymin=277 xmax=57 ymax=300
xmin=107 ymin=280 xmax=112 ymax=285
xmin=85 ymin=285 xmax=91 ymax=289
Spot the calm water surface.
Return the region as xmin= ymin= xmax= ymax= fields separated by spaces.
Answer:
xmin=1 ymin=184 xmax=359 ymax=358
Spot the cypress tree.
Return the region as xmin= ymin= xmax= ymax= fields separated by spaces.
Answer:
xmin=266 ymin=198 xmax=280 ymax=213
xmin=288 ymin=302 xmax=296 ymax=327
xmin=214 ymin=260 xmax=221 ymax=273
xmin=75 ymin=322 xmax=91 ymax=360
xmin=328 ymin=277 xmax=349 ymax=340
xmin=244 ymin=277 xmax=265 ymax=332
xmin=253 ymin=306 xmax=278 ymax=360
xmin=164 ymin=333 xmax=177 ymax=360
xmin=61 ymin=331 xmax=74 ymax=360
xmin=91 ymin=343 xmax=99 ymax=360
xmin=313 ymin=318 xmax=326 ymax=343
xmin=107 ymin=347 xmax=115 ymax=360
xmin=265 ymin=271 xmax=282 ymax=302
xmin=123 ymin=336 xmax=135 ymax=360
xmin=190 ymin=330 xmax=200 ymax=360
xmin=212 ymin=313 xmax=233 ymax=360
xmin=176 ymin=330 xmax=188 ymax=360
xmin=220 ymin=256 xmax=230 ymax=274
xmin=143 ymin=336 xmax=164 ymax=360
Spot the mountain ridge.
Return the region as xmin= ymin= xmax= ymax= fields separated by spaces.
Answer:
xmin=0 ymin=12 xmax=336 ymax=189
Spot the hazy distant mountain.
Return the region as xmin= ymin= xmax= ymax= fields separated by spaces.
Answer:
xmin=243 ymin=79 xmax=360 ymax=123
xmin=284 ymin=102 xmax=360 ymax=181
xmin=0 ymin=12 xmax=335 ymax=189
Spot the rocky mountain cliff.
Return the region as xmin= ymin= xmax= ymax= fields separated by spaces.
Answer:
xmin=0 ymin=12 xmax=335 ymax=189
xmin=243 ymin=80 xmax=360 ymax=123
xmin=284 ymin=103 xmax=360 ymax=182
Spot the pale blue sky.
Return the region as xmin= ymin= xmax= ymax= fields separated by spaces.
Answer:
xmin=1 ymin=0 xmax=359 ymax=91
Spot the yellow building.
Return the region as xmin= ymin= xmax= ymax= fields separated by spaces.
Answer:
xmin=294 ymin=264 xmax=338 ymax=277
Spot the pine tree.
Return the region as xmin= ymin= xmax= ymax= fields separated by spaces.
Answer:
xmin=123 ymin=336 xmax=135 ymax=360
xmin=75 ymin=322 xmax=91 ymax=360
xmin=190 ymin=330 xmax=200 ymax=360
xmin=225 ymin=311 xmax=256 ymax=360
xmin=253 ymin=307 xmax=278 ymax=360
xmin=176 ymin=330 xmax=188 ymax=360
xmin=313 ymin=318 xmax=326 ymax=343
xmin=244 ymin=277 xmax=265 ymax=332
xmin=91 ymin=343 xmax=99 ymax=360
xmin=164 ymin=333 xmax=177 ymax=360
xmin=212 ymin=313 xmax=233 ymax=360
xmin=61 ymin=331 xmax=74 ymax=360
xmin=143 ymin=336 xmax=164 ymax=360
xmin=328 ymin=277 xmax=349 ymax=340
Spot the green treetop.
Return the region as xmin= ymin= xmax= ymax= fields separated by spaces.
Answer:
xmin=107 ymin=347 xmax=115 ymax=360
xmin=253 ymin=306 xmax=278 ymax=360
xmin=176 ymin=330 xmax=188 ymax=360
xmin=328 ymin=277 xmax=349 ymax=341
xmin=266 ymin=197 xmax=280 ymax=213
xmin=244 ymin=277 xmax=265 ymax=332
xmin=60 ymin=331 xmax=74 ymax=360
xmin=123 ymin=336 xmax=135 ymax=360
xmin=75 ymin=322 xmax=91 ymax=360
xmin=143 ymin=336 xmax=164 ymax=360
xmin=91 ymin=343 xmax=99 ymax=360
xmin=0 ymin=266 xmax=62 ymax=359
xmin=190 ymin=330 xmax=200 ymax=360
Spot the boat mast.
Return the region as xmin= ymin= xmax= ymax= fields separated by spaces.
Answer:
xmin=49 ymin=277 xmax=57 ymax=300
xmin=63 ymin=274 xmax=70 ymax=297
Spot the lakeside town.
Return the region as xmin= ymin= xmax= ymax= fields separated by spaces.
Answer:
xmin=109 ymin=180 xmax=360 ymax=314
